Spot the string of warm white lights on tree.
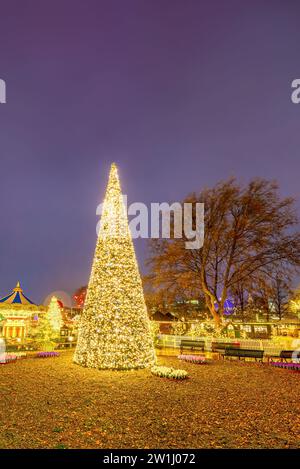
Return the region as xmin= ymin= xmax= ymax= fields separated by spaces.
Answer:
xmin=74 ymin=163 xmax=156 ymax=370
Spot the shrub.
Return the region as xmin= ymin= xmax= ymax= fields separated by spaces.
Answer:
xmin=189 ymin=320 xmax=227 ymax=338
xmin=171 ymin=322 xmax=187 ymax=336
xmin=189 ymin=323 xmax=206 ymax=338
xmin=37 ymin=341 xmax=56 ymax=352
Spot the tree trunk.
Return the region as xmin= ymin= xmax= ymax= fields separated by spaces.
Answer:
xmin=208 ymin=305 xmax=222 ymax=328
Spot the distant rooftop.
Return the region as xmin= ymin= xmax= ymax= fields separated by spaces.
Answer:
xmin=0 ymin=281 xmax=35 ymax=306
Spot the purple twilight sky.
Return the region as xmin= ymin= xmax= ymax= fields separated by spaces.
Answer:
xmin=0 ymin=0 xmax=300 ymax=304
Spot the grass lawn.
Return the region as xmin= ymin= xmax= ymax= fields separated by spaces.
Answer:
xmin=0 ymin=351 xmax=299 ymax=449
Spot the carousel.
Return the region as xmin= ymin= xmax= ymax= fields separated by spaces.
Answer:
xmin=0 ymin=282 xmax=45 ymax=340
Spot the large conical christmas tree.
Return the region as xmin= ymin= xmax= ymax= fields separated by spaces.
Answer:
xmin=74 ymin=163 xmax=156 ymax=369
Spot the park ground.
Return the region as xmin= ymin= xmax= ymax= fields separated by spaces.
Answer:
xmin=0 ymin=351 xmax=299 ymax=449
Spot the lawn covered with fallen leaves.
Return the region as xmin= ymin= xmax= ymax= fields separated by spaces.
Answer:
xmin=0 ymin=351 xmax=299 ymax=449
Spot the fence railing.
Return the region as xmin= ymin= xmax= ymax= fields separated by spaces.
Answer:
xmin=157 ymin=334 xmax=291 ymax=353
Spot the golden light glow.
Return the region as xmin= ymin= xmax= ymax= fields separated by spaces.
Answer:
xmin=74 ymin=163 xmax=156 ymax=370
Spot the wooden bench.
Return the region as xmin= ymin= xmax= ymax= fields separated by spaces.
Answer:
xmin=268 ymin=350 xmax=300 ymax=363
xmin=280 ymin=350 xmax=300 ymax=361
xmin=180 ymin=339 xmax=205 ymax=354
xmin=211 ymin=342 xmax=240 ymax=353
xmin=223 ymin=347 xmax=264 ymax=362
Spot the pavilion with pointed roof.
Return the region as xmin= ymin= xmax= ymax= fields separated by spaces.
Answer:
xmin=0 ymin=281 xmax=35 ymax=306
xmin=0 ymin=282 xmax=44 ymax=340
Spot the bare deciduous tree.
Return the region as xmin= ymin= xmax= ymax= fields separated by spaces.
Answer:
xmin=147 ymin=179 xmax=300 ymax=326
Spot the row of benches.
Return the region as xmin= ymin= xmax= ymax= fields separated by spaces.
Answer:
xmin=178 ymin=339 xmax=299 ymax=362
xmin=180 ymin=339 xmax=240 ymax=353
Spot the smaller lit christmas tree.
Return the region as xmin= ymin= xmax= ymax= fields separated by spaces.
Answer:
xmin=34 ymin=297 xmax=62 ymax=351
xmin=35 ymin=311 xmax=56 ymax=351
xmin=48 ymin=296 xmax=63 ymax=332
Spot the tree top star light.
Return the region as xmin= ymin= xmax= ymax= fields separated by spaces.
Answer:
xmin=74 ymin=163 xmax=156 ymax=370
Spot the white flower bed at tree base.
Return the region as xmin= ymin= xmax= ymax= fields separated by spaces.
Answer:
xmin=151 ymin=365 xmax=188 ymax=380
